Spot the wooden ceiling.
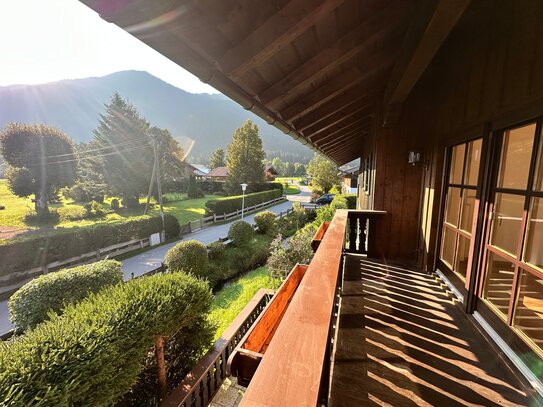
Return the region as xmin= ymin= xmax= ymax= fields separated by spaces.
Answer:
xmin=79 ymin=0 xmax=437 ymax=164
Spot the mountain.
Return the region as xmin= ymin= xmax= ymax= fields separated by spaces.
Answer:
xmin=0 ymin=71 xmax=312 ymax=163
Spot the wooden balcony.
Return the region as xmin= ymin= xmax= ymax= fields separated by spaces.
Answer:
xmin=239 ymin=210 xmax=536 ymax=406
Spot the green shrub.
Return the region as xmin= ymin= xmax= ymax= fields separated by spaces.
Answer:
xmin=207 ymin=241 xmax=225 ymax=260
xmin=111 ymin=198 xmax=120 ymax=210
xmin=57 ymin=205 xmax=88 ymax=222
xmin=329 ymin=184 xmax=341 ymax=194
xmin=0 ymin=214 xmax=180 ymax=282
xmin=186 ymin=175 xmax=203 ymax=199
xmin=330 ymin=195 xmax=348 ymax=211
xmin=254 ymin=210 xmax=276 ymax=233
xmin=164 ymin=240 xmax=209 ymax=277
xmin=207 ymin=235 xmax=271 ymax=287
xmin=8 ymin=260 xmax=123 ymax=332
xmin=0 ymin=272 xmax=213 ymax=406
xmin=344 ymin=194 xmax=357 ymax=209
xmin=205 ymin=189 xmax=281 ymax=215
xmin=228 ymin=221 xmax=254 ymax=246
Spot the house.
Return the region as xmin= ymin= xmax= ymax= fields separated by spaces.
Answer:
xmin=264 ymin=165 xmax=277 ymax=181
xmin=338 ymin=164 xmax=359 ymax=194
xmin=82 ymin=1 xmax=543 ymax=405
xmin=185 ymin=163 xmax=209 ymax=179
xmin=205 ymin=166 xmax=228 ymax=181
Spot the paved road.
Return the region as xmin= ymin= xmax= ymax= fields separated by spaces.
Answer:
xmin=0 ymin=187 xmax=311 ymax=336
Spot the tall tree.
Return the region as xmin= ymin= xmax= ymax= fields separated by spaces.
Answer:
xmin=0 ymin=123 xmax=76 ymax=214
xmin=225 ymin=120 xmax=265 ymax=195
xmin=271 ymin=157 xmax=286 ymax=176
xmin=306 ymin=153 xmax=340 ymax=193
xmin=151 ymin=127 xmax=186 ymax=187
xmin=208 ymin=148 xmax=226 ymax=170
xmin=93 ymin=93 xmax=152 ymax=207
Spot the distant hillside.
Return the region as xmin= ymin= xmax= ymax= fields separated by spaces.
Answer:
xmin=0 ymin=71 xmax=312 ymax=163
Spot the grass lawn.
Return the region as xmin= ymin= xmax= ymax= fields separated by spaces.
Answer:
xmin=275 ymin=177 xmax=304 ymax=183
xmin=283 ymin=183 xmax=300 ymax=195
xmin=0 ymin=179 xmax=220 ymax=235
xmin=209 ymin=266 xmax=278 ymax=341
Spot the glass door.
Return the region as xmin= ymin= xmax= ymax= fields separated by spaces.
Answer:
xmin=480 ymin=122 xmax=543 ymax=355
xmin=440 ymin=138 xmax=483 ymax=289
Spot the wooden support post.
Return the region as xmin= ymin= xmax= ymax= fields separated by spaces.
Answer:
xmin=200 ymin=218 xmax=204 ymax=229
xmin=188 ymin=222 xmax=192 ymax=233
xmin=213 ymin=213 xmax=217 ymax=223
xmin=155 ymin=335 xmax=167 ymax=401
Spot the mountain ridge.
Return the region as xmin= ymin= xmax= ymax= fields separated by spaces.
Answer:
xmin=0 ymin=70 xmax=312 ymax=163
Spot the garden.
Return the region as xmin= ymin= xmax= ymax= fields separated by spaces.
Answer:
xmin=0 ymin=192 xmax=354 ymax=405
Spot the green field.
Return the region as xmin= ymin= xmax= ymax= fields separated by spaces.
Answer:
xmin=275 ymin=177 xmax=304 ymax=183
xmin=0 ymin=179 xmax=219 ymax=233
xmin=209 ymin=266 xmax=278 ymax=340
xmin=283 ymin=183 xmax=300 ymax=195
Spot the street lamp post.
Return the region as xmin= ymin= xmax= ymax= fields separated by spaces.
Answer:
xmin=240 ymin=183 xmax=248 ymax=220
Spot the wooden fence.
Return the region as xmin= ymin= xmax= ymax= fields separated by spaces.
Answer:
xmin=162 ymin=289 xmax=274 ymax=407
xmin=180 ymin=196 xmax=286 ymax=234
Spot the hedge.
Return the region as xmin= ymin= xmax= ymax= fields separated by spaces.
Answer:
xmin=205 ymin=189 xmax=282 ymax=215
xmin=254 ymin=211 xmax=276 ymax=233
xmin=228 ymin=221 xmax=254 ymax=246
xmin=8 ymin=260 xmax=123 ymax=332
xmin=0 ymin=214 xmax=180 ymax=280
xmin=0 ymin=272 xmax=213 ymax=406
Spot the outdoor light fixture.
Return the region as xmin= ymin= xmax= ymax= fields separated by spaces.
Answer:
xmin=240 ymin=183 xmax=248 ymax=220
xmin=408 ymin=151 xmax=421 ymax=165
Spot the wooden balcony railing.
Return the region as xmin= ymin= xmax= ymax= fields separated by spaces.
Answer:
xmin=239 ymin=209 xmax=386 ymax=406
xmin=346 ymin=210 xmax=386 ymax=257
xmin=162 ymin=289 xmax=273 ymax=407
xmin=239 ymin=210 xmax=348 ymax=406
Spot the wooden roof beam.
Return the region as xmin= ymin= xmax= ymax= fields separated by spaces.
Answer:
xmin=324 ymin=136 xmax=364 ymax=157
xmin=281 ymin=64 xmax=388 ymax=123
xmin=293 ymin=86 xmax=380 ymax=131
xmin=318 ymin=126 xmax=368 ymax=150
xmin=258 ymin=2 xmax=404 ymax=106
xmin=218 ymin=0 xmax=345 ymax=79
xmin=309 ymin=114 xmax=372 ymax=143
xmin=302 ymin=103 xmax=374 ymax=138
xmin=383 ymin=0 xmax=470 ymax=126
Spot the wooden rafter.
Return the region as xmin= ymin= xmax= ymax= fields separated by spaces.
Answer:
xmin=318 ymin=126 xmax=368 ymax=150
xmin=281 ymin=64 xmax=388 ymax=122
xmin=218 ymin=0 xmax=345 ymax=79
xmin=258 ymin=2 xmax=403 ymax=106
xmin=383 ymin=0 xmax=470 ymax=125
xmin=293 ymin=87 xmax=379 ymax=131
xmin=302 ymin=103 xmax=373 ymax=138
xmin=309 ymin=114 xmax=372 ymax=143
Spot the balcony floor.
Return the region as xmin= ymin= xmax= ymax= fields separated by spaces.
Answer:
xmin=329 ymin=255 xmax=533 ymax=406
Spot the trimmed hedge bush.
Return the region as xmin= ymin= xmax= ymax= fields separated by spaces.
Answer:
xmin=254 ymin=210 xmax=276 ymax=233
xmin=0 ymin=272 xmax=213 ymax=406
xmin=205 ymin=189 xmax=282 ymax=215
xmin=0 ymin=214 xmax=180 ymax=281
xmin=330 ymin=195 xmax=348 ymax=211
xmin=207 ymin=241 xmax=225 ymax=260
xmin=8 ymin=260 xmax=123 ymax=332
xmin=164 ymin=240 xmax=209 ymax=277
xmin=228 ymin=221 xmax=254 ymax=246
xmin=335 ymin=193 xmax=357 ymax=209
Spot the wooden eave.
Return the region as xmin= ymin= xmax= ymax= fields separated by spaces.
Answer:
xmin=79 ymin=0 xmax=465 ymax=165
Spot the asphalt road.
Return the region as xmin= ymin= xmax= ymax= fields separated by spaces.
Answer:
xmin=0 ymin=185 xmax=311 ymax=336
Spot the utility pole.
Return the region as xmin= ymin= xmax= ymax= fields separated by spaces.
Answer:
xmin=153 ymin=134 xmax=166 ymax=241
xmin=143 ymin=154 xmax=157 ymax=215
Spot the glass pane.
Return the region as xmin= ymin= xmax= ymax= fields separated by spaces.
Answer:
xmin=483 ymin=252 xmax=515 ymax=320
xmin=490 ymin=193 xmax=525 ymax=256
xmin=460 ymin=189 xmax=476 ymax=233
xmin=445 ymin=187 xmax=461 ymax=226
xmin=524 ymin=198 xmax=543 ymax=270
xmin=449 ymin=144 xmax=465 ymax=184
xmin=441 ymin=227 xmax=456 ymax=268
xmin=465 ymin=139 xmax=482 ymax=186
xmin=513 ymin=270 xmax=543 ymax=353
xmin=455 ymin=235 xmax=470 ymax=281
xmin=497 ymin=123 xmax=536 ymax=190
xmin=534 ymin=135 xmax=543 ymax=191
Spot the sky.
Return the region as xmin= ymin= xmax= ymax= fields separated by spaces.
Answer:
xmin=0 ymin=0 xmax=219 ymax=94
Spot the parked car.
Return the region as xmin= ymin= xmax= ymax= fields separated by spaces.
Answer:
xmin=314 ymin=193 xmax=335 ymax=205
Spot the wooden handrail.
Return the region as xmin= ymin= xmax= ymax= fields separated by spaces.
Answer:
xmin=240 ymin=210 xmax=348 ymax=406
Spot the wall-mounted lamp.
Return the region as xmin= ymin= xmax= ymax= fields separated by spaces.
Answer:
xmin=408 ymin=151 xmax=421 ymax=166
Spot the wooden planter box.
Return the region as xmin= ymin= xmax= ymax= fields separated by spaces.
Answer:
xmin=311 ymin=221 xmax=330 ymax=252
xmin=227 ymin=263 xmax=309 ymax=386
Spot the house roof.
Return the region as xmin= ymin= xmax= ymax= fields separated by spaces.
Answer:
xmin=206 ymin=166 xmax=229 ymax=178
xmin=264 ymin=165 xmax=277 ymax=175
xmin=191 ymin=164 xmax=210 ymax=174
xmin=81 ymin=1 xmax=468 ymax=165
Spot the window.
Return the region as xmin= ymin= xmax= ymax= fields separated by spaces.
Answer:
xmin=440 ymin=139 xmax=482 ymax=281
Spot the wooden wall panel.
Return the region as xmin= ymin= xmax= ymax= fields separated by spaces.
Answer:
xmin=373 ymin=0 xmax=543 ymax=266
